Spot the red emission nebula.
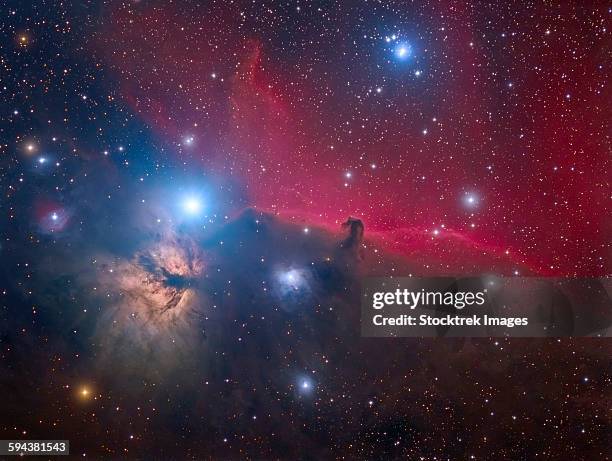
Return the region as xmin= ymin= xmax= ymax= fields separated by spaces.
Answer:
xmin=98 ymin=2 xmax=609 ymax=276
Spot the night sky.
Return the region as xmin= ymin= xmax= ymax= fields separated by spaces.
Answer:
xmin=0 ymin=1 xmax=610 ymax=459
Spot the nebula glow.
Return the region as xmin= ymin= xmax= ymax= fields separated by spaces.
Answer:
xmin=0 ymin=2 xmax=608 ymax=459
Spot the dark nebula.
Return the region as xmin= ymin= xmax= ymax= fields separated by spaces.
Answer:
xmin=0 ymin=1 xmax=609 ymax=459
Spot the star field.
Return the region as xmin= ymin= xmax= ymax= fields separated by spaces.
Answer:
xmin=0 ymin=1 xmax=610 ymax=459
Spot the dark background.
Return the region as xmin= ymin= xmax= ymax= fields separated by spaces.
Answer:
xmin=0 ymin=1 xmax=609 ymax=459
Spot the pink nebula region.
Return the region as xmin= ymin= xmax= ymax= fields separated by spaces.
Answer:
xmin=97 ymin=2 xmax=608 ymax=277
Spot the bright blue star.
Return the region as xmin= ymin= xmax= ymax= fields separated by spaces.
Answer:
xmin=394 ymin=42 xmax=412 ymax=60
xmin=297 ymin=376 xmax=315 ymax=395
xmin=182 ymin=197 xmax=203 ymax=215
xmin=462 ymin=192 xmax=480 ymax=208
xmin=274 ymin=267 xmax=313 ymax=304
xmin=278 ymin=268 xmax=306 ymax=291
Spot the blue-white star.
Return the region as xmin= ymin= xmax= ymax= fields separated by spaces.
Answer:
xmin=182 ymin=197 xmax=202 ymax=215
xmin=394 ymin=43 xmax=412 ymax=60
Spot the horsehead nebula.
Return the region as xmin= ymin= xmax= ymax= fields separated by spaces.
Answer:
xmin=0 ymin=2 xmax=609 ymax=459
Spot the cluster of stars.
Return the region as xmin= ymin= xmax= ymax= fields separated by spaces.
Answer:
xmin=0 ymin=1 xmax=607 ymax=459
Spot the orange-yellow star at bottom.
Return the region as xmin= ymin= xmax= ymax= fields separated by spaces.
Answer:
xmin=78 ymin=386 xmax=92 ymax=400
